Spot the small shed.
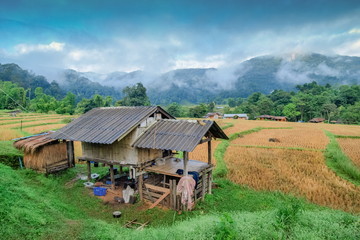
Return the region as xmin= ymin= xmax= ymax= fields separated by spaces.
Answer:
xmin=224 ymin=114 xmax=248 ymax=120
xmin=273 ymin=116 xmax=287 ymax=122
xmin=13 ymin=132 xmax=75 ymax=173
xmin=309 ymin=118 xmax=325 ymax=123
xmin=205 ymin=112 xmax=222 ymax=119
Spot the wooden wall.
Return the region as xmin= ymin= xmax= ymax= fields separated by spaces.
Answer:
xmin=82 ymin=126 xmax=162 ymax=165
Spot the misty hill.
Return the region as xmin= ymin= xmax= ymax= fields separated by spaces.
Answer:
xmin=2 ymin=53 xmax=360 ymax=104
xmin=0 ymin=63 xmax=65 ymax=99
xmin=58 ymin=70 xmax=122 ymax=101
xmin=67 ymin=53 xmax=360 ymax=104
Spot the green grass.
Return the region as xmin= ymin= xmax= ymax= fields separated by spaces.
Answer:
xmin=219 ymin=122 xmax=234 ymax=130
xmin=0 ymin=164 xmax=359 ymax=240
xmin=335 ymin=135 xmax=360 ymax=139
xmin=324 ymin=131 xmax=360 ymax=186
xmin=0 ymin=141 xmax=23 ymax=168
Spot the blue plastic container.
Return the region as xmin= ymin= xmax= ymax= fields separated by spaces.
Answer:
xmin=93 ymin=187 xmax=107 ymax=196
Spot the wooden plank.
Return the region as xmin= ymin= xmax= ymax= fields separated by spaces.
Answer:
xmin=149 ymin=192 xmax=170 ymax=209
xmin=144 ymin=183 xmax=170 ymax=194
xmin=136 ymin=221 xmax=150 ymax=230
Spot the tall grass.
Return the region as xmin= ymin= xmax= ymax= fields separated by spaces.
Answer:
xmin=324 ymin=131 xmax=360 ymax=186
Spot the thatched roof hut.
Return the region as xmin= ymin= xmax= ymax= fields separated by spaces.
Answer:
xmin=14 ymin=132 xmax=73 ymax=173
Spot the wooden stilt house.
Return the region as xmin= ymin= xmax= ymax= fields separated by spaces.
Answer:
xmin=13 ymin=132 xmax=75 ymax=173
xmin=50 ymin=106 xmax=228 ymax=210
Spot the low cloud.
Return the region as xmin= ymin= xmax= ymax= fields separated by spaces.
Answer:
xmin=14 ymin=42 xmax=65 ymax=54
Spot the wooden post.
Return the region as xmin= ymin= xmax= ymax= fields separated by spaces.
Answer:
xmin=138 ymin=171 xmax=143 ymax=201
xmin=207 ymin=140 xmax=212 ymax=165
xmin=66 ymin=141 xmax=75 ymax=167
xmin=87 ymin=161 xmax=91 ymax=181
xmin=202 ymin=172 xmax=207 ymax=201
xmin=110 ymin=165 xmax=115 ymax=190
xmin=208 ymin=170 xmax=212 ymax=194
xmin=183 ymin=151 xmax=188 ymax=176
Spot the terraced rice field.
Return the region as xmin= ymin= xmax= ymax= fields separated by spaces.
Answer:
xmin=338 ymin=138 xmax=360 ymax=168
xmin=0 ymin=112 xmax=82 ymax=157
xmin=189 ymin=119 xmax=360 ymax=212
xmin=225 ymin=146 xmax=360 ymax=212
xmin=231 ymin=127 xmax=329 ymax=150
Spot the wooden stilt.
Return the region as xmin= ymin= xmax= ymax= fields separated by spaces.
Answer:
xmin=66 ymin=141 xmax=75 ymax=167
xmin=183 ymin=151 xmax=188 ymax=176
xmin=202 ymin=173 xmax=207 ymax=201
xmin=208 ymin=171 xmax=212 ymax=194
xmin=207 ymin=140 xmax=212 ymax=165
xmin=87 ymin=161 xmax=91 ymax=181
xmin=138 ymin=172 xmax=143 ymax=201
xmin=110 ymin=164 xmax=115 ymax=190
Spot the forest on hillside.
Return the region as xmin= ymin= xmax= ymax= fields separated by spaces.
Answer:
xmin=1 ymin=77 xmax=360 ymax=124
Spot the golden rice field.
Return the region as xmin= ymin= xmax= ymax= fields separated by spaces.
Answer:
xmin=0 ymin=111 xmax=83 ymax=158
xmin=225 ymin=146 xmax=360 ymax=212
xmin=338 ymin=138 xmax=360 ymax=168
xmin=189 ymin=140 xmax=220 ymax=164
xmin=189 ymin=119 xmax=360 ymax=212
xmin=232 ymin=127 xmax=329 ymax=150
xmin=25 ymin=124 xmax=67 ymax=134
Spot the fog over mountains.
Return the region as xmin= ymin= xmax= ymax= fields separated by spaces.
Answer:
xmin=55 ymin=53 xmax=359 ymax=104
xmin=2 ymin=53 xmax=359 ymax=104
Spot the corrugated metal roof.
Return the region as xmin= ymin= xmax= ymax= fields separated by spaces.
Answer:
xmin=50 ymin=106 xmax=174 ymax=144
xmin=133 ymin=119 xmax=228 ymax=152
xmin=224 ymin=114 xmax=248 ymax=118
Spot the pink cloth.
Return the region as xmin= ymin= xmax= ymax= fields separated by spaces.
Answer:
xmin=177 ymin=175 xmax=196 ymax=210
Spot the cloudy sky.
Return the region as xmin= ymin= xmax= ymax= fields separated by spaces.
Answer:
xmin=1 ymin=0 xmax=360 ymax=77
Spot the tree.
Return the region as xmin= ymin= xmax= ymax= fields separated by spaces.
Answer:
xmin=189 ymin=103 xmax=208 ymax=118
xmin=340 ymin=102 xmax=360 ymax=124
xmin=208 ymin=102 xmax=215 ymax=112
xmin=117 ymin=83 xmax=150 ymax=106
xmin=29 ymin=87 xmax=58 ymax=113
xmin=282 ymin=103 xmax=300 ymax=121
xmin=167 ymin=102 xmax=183 ymax=117
xmin=56 ymin=92 xmax=76 ymax=115
xmin=322 ymin=103 xmax=337 ymax=123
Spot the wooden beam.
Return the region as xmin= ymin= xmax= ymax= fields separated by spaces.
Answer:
xmin=66 ymin=141 xmax=75 ymax=167
xmin=144 ymin=183 xmax=170 ymax=194
xmin=207 ymin=140 xmax=212 ymax=165
xmin=149 ymin=192 xmax=170 ymax=209
xmin=199 ymin=137 xmax=211 ymax=144
xmin=87 ymin=161 xmax=91 ymax=181
xmin=78 ymin=156 xmax=134 ymax=166
xmin=109 ymin=165 xmax=115 ymax=190
xmin=183 ymin=151 xmax=188 ymax=176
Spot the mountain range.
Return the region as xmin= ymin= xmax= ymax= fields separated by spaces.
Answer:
xmin=1 ymin=53 xmax=360 ymax=104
